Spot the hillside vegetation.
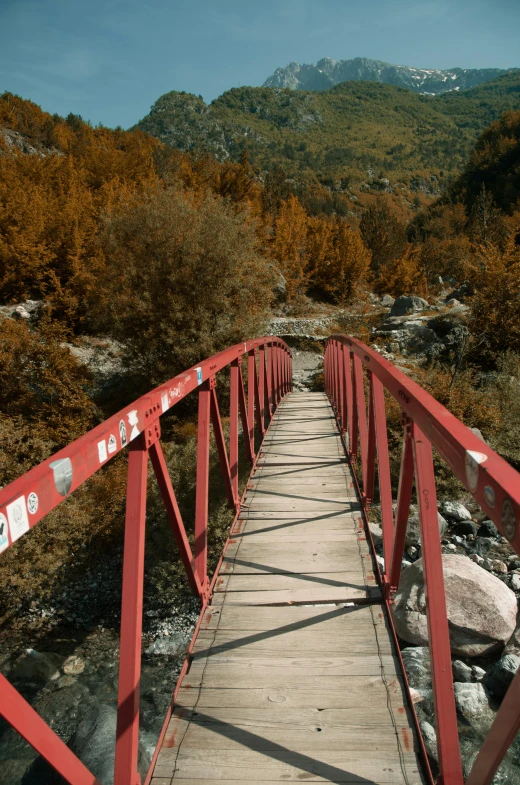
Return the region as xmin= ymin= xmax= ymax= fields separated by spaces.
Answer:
xmin=136 ymin=72 xmax=520 ymax=192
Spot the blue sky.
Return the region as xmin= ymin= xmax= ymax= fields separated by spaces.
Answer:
xmin=0 ymin=0 xmax=519 ymax=129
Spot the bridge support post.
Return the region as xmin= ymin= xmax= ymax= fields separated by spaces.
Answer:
xmin=230 ymin=359 xmax=240 ymax=500
xmin=114 ymin=433 xmax=148 ymax=785
xmin=195 ymin=379 xmax=211 ymax=585
xmin=413 ymin=423 xmax=464 ymax=785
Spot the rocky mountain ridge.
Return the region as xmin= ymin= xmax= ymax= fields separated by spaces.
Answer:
xmin=134 ymin=72 xmax=520 ymax=189
xmin=263 ymin=56 xmax=514 ymax=95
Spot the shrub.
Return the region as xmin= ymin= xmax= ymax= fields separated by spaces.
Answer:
xmin=96 ymin=186 xmax=273 ymax=389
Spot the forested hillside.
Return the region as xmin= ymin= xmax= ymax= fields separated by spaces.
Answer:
xmin=136 ymin=72 xmax=520 ymax=193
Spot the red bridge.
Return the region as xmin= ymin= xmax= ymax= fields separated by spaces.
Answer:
xmin=0 ymin=335 xmax=519 ymax=785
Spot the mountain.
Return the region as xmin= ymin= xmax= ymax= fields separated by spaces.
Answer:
xmin=263 ymin=57 xmax=514 ymax=96
xmin=134 ymin=72 xmax=520 ymax=193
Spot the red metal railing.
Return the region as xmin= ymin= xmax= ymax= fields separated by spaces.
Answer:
xmin=0 ymin=336 xmax=292 ymax=785
xmin=324 ymin=334 xmax=520 ymax=785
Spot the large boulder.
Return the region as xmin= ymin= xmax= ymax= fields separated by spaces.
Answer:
xmin=389 ymin=295 xmax=429 ymax=317
xmin=392 ymin=554 xmax=517 ymax=656
xmin=483 ymin=654 xmax=520 ymax=698
xmin=405 ymin=509 xmax=447 ymax=547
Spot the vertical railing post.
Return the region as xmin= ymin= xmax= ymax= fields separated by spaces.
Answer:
xmin=344 ymin=346 xmax=354 ymax=455
xmin=247 ymin=349 xmax=257 ymax=453
xmin=372 ymin=375 xmax=394 ymax=574
xmin=264 ymin=344 xmax=271 ymax=427
xmin=413 ymin=422 xmax=464 ymax=785
xmin=230 ymin=358 xmax=239 ymax=501
xmin=258 ymin=345 xmax=267 ymax=433
xmin=194 ymin=379 xmax=211 ymax=586
xmin=352 ymin=354 xmax=368 ymax=485
xmin=114 ymin=434 xmax=148 ymax=785
xmin=365 ymin=372 xmax=377 ymax=505
xmin=338 ymin=345 xmax=346 ymax=434
xmin=389 ymin=420 xmax=414 ymax=593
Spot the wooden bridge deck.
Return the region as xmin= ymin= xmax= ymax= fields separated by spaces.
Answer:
xmin=152 ymin=392 xmax=426 ymax=784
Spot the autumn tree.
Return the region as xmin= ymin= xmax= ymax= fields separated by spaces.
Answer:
xmin=273 ymin=195 xmax=309 ymax=300
xmin=359 ymin=196 xmax=407 ymax=278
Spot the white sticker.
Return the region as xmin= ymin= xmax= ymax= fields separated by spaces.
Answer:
xmin=128 ymin=410 xmax=139 ymax=441
xmin=161 ymin=392 xmax=169 ymax=413
xmin=107 ymin=434 xmax=117 ymax=454
xmin=98 ymin=439 xmax=107 ymax=463
xmin=119 ymin=420 xmax=127 ymax=447
xmin=6 ymin=496 xmax=30 ymax=542
xmin=196 ymin=367 xmax=203 ymax=385
xmin=465 ymin=450 xmax=487 ymax=492
xmin=27 ymin=492 xmax=38 ymax=515
xmin=0 ymin=513 xmax=8 ymax=553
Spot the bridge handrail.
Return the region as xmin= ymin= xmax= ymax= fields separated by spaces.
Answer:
xmin=0 ymin=336 xmax=292 ymax=785
xmin=325 ymin=334 xmax=520 ymax=785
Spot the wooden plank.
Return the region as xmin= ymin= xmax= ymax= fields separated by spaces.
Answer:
xmin=155 ymin=748 xmax=423 ymax=782
xmin=176 ymin=674 xmax=409 ymax=709
xmin=188 ymin=655 xmax=397 ymax=677
xmin=200 ymin=604 xmax=389 ymax=632
xmin=162 ymin=710 xmax=418 ymax=753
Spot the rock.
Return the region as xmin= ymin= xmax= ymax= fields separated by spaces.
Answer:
xmin=420 ymin=721 xmax=438 ymax=763
xmin=391 ymin=554 xmax=518 ymax=656
xmin=368 ymin=522 xmax=383 ymax=547
xmin=511 ymin=574 xmax=520 ymax=592
xmin=439 ymin=501 xmax=472 ymax=521
xmin=376 ymin=554 xmax=385 ymax=573
xmin=483 ymin=654 xmax=520 ymax=698
xmin=446 ymin=298 xmax=461 ymax=307
xmin=470 ymin=554 xmax=484 ymax=566
xmin=401 ymin=647 xmax=431 ymax=689
xmin=380 ymin=294 xmax=395 ymax=307
xmin=453 ymin=520 xmax=478 ymax=536
xmin=505 ymin=620 xmax=520 ymax=657
xmin=145 ymin=632 xmax=188 ymax=656
xmin=447 ymin=281 xmax=474 ymax=303
xmin=9 ymin=649 xmax=62 ymax=684
xmin=452 ymin=660 xmax=472 ymax=683
xmin=472 ymin=666 xmax=486 ymax=681
xmin=70 ymin=704 xmax=117 ymax=784
xmin=477 ymin=520 xmax=498 ymax=538
xmin=12 ymin=305 xmax=30 ymax=320
xmin=491 ymin=560 xmax=508 ymax=575
xmin=508 ymin=557 xmax=520 ymax=571
xmin=63 ymin=655 xmax=85 ymax=675
xmin=475 ymin=537 xmax=493 ymax=557
xmin=454 ymin=682 xmax=491 ymax=719
xmin=389 ymin=295 xmax=429 ymax=317
xmin=405 ymin=510 xmax=447 ymax=546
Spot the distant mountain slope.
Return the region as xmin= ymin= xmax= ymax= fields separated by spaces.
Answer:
xmin=263 ymin=57 xmax=514 ymax=96
xmin=134 ymin=72 xmax=520 ymax=190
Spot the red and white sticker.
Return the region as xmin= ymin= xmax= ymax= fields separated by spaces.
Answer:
xmin=98 ymin=439 xmax=108 ymax=463
xmin=6 ymin=496 xmax=30 ymax=542
xmin=0 ymin=513 xmax=8 ymax=553
xmin=465 ymin=450 xmax=487 ymax=492
xmin=107 ymin=434 xmax=117 ymax=455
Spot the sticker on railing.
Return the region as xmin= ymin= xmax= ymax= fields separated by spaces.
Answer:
xmin=119 ymin=420 xmax=127 ymax=447
xmin=0 ymin=513 xmax=8 ymax=553
xmin=98 ymin=439 xmax=107 ymax=463
xmin=50 ymin=458 xmax=73 ymax=496
xmin=6 ymin=496 xmax=30 ymax=541
xmin=465 ymin=450 xmax=487 ymax=491
xmin=161 ymin=392 xmax=169 ymax=413
xmin=127 ymin=410 xmax=140 ymax=441
xmin=502 ymin=498 xmax=516 ymax=542
xmin=107 ymin=435 xmax=117 ymax=455
xmin=196 ymin=367 xmax=203 ymax=385
xmin=27 ymin=492 xmax=38 ymax=515
xmin=484 ymin=485 xmax=496 ymax=508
